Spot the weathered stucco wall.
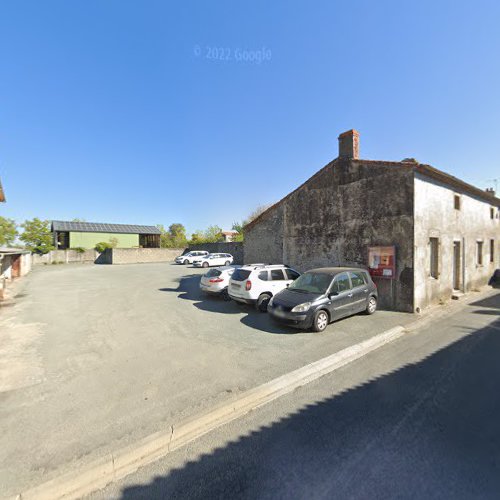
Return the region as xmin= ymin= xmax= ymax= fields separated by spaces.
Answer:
xmin=244 ymin=159 xmax=415 ymax=311
xmin=414 ymin=173 xmax=500 ymax=310
xmin=244 ymin=203 xmax=284 ymax=265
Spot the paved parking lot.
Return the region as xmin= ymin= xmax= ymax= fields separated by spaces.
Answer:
xmin=0 ymin=263 xmax=415 ymax=496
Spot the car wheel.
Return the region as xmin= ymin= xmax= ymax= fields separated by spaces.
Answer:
xmin=312 ymin=309 xmax=329 ymax=332
xmin=221 ymin=288 xmax=231 ymax=301
xmin=225 ymin=260 xmax=230 ymax=266
xmin=366 ymin=296 xmax=377 ymax=315
xmin=183 ymin=259 xmax=189 ymax=265
xmin=256 ymin=293 xmax=272 ymax=312
xmin=202 ymin=262 xmax=209 ymax=268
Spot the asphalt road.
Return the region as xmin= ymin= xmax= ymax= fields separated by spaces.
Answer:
xmin=0 ymin=263 xmax=413 ymax=496
xmin=91 ymin=291 xmax=500 ymax=500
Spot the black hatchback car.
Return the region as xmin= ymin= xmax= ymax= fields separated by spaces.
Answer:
xmin=268 ymin=267 xmax=378 ymax=332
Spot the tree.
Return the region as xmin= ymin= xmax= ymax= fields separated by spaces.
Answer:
xmin=20 ymin=218 xmax=55 ymax=254
xmin=95 ymin=241 xmax=112 ymax=253
xmin=231 ymin=222 xmax=244 ymax=242
xmin=168 ymin=223 xmax=188 ymax=247
xmin=158 ymin=223 xmax=188 ymax=248
xmin=188 ymin=230 xmax=204 ymax=245
xmin=0 ymin=216 xmax=17 ymax=247
xmin=246 ymin=203 xmax=272 ymax=224
xmin=231 ymin=204 xmax=272 ymax=243
xmin=203 ymin=225 xmax=224 ymax=243
xmin=187 ymin=226 xmax=224 ymax=245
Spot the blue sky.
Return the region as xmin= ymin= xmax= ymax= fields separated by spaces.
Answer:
xmin=1 ymin=0 xmax=499 ymax=235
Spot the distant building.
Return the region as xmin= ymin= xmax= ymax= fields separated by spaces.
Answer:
xmin=244 ymin=130 xmax=500 ymax=312
xmin=51 ymin=221 xmax=161 ymax=250
xmin=220 ymin=231 xmax=239 ymax=242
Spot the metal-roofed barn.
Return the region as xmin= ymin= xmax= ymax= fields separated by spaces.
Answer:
xmin=51 ymin=221 xmax=161 ymax=250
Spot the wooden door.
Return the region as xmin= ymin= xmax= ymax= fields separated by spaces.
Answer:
xmin=12 ymin=255 xmax=21 ymax=278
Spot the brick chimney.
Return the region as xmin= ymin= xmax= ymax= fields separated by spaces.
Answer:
xmin=338 ymin=129 xmax=360 ymax=159
xmin=485 ymin=187 xmax=496 ymax=196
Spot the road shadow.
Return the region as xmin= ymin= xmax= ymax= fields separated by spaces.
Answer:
xmin=119 ymin=314 xmax=500 ymax=500
xmin=159 ymin=274 xmax=204 ymax=302
xmin=469 ymin=291 xmax=500 ymax=311
xmin=158 ymin=274 xmax=295 ymax=333
xmin=239 ymin=308 xmax=296 ymax=334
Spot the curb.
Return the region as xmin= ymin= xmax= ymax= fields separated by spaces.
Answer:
xmin=13 ymin=325 xmax=407 ymax=500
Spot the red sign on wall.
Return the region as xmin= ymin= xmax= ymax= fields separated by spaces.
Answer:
xmin=368 ymin=246 xmax=396 ymax=279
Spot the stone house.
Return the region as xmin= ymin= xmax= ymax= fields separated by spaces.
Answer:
xmin=244 ymin=130 xmax=500 ymax=312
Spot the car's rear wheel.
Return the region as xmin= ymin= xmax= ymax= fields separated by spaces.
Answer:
xmin=366 ymin=296 xmax=377 ymax=315
xmin=183 ymin=259 xmax=189 ymax=265
xmin=256 ymin=293 xmax=272 ymax=312
xmin=225 ymin=260 xmax=230 ymax=266
xmin=203 ymin=262 xmax=209 ymax=268
xmin=312 ymin=309 xmax=329 ymax=332
xmin=221 ymin=288 xmax=231 ymax=301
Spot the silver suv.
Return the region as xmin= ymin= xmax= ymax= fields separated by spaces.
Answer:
xmin=228 ymin=264 xmax=301 ymax=312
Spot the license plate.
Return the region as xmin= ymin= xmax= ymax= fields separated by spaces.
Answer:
xmin=231 ymin=283 xmax=240 ymax=288
xmin=274 ymin=308 xmax=287 ymax=318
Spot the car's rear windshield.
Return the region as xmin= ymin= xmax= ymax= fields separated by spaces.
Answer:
xmin=231 ymin=269 xmax=251 ymax=281
xmin=205 ymin=269 xmax=221 ymax=278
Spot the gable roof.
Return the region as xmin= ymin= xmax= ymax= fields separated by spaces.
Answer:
xmin=51 ymin=220 xmax=161 ymax=235
xmin=244 ymin=157 xmax=500 ymax=231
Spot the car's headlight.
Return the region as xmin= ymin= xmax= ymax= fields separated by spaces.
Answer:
xmin=291 ymin=302 xmax=311 ymax=313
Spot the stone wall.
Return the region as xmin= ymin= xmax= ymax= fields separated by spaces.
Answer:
xmin=244 ymin=205 xmax=284 ymax=265
xmin=188 ymin=242 xmax=244 ymax=264
xmin=31 ymin=248 xmax=187 ymax=265
xmin=32 ymin=249 xmax=98 ymax=265
xmin=244 ymin=158 xmax=416 ymax=312
xmin=105 ymin=248 xmax=184 ymax=265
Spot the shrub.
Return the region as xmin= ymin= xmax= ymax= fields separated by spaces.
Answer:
xmin=72 ymin=247 xmax=86 ymax=254
xmin=95 ymin=242 xmax=112 ymax=253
